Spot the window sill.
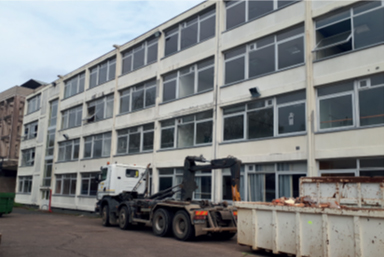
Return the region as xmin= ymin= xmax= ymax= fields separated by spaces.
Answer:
xmin=118 ymin=61 xmax=157 ymax=78
xmin=78 ymin=195 xmax=97 ymax=198
xmin=52 ymin=194 xmax=76 ymax=198
xmin=61 ymin=91 xmax=84 ymax=102
xmin=18 ymin=165 xmax=34 ymax=168
xmin=223 ymin=1 xmax=302 ymax=34
xmin=81 ymin=156 xmax=110 ymax=161
xmin=161 ymin=36 xmax=215 ymax=60
xmin=25 ymin=109 xmax=41 ymax=116
xmin=55 ymin=159 xmax=79 ymax=164
xmin=157 ymin=144 xmax=212 ymax=152
xmin=315 ymin=123 xmax=384 ymax=135
xmin=83 ymin=117 xmax=112 ymax=126
xmin=160 ymin=88 xmax=214 ymax=105
xmin=22 ymin=137 xmax=37 ymax=142
xmin=16 ymin=192 xmax=31 ymax=195
xmin=86 ymin=79 xmax=115 ymax=91
xmin=113 ymin=150 xmax=153 ymax=157
xmin=313 ymin=42 xmax=384 ymax=64
xmin=221 ymin=63 xmax=305 ymax=89
xmin=117 ymin=105 xmax=155 ymax=117
xmin=219 ymin=132 xmax=307 ymax=145
xmin=58 ymin=125 xmax=82 ymax=133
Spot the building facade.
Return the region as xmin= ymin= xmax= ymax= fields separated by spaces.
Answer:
xmin=15 ymin=0 xmax=384 ymax=211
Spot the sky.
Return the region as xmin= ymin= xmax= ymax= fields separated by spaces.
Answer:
xmin=0 ymin=0 xmax=204 ymax=92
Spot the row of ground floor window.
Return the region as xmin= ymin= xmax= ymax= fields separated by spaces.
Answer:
xmin=18 ymin=157 xmax=384 ymax=203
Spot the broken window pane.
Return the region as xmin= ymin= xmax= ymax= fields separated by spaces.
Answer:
xmin=224 ymin=115 xmax=244 ymax=140
xmin=354 ymin=8 xmax=384 ymax=49
xmin=179 ymin=71 xmax=195 ymax=98
xmin=248 ymin=108 xmax=274 ymax=139
xmin=278 ymin=174 xmax=304 ymax=198
xmin=278 ymin=37 xmax=304 ymax=69
xmin=177 ymin=123 xmax=194 ymax=148
xmin=249 ymin=45 xmax=275 ymax=78
xmin=359 ymin=86 xmax=384 ymax=126
xmin=278 ymin=103 xmax=306 ymax=134
xmin=319 ymin=95 xmax=353 ymax=129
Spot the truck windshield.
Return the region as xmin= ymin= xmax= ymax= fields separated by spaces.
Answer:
xmin=101 ymin=168 xmax=108 ymax=181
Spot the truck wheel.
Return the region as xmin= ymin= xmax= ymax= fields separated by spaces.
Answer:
xmin=172 ymin=210 xmax=195 ymax=241
xmin=152 ymin=208 xmax=173 ymax=237
xmin=101 ymin=205 xmax=110 ymax=227
xmin=119 ymin=206 xmax=133 ymax=230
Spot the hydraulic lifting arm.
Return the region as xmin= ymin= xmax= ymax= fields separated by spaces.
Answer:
xmin=180 ymin=155 xmax=242 ymax=202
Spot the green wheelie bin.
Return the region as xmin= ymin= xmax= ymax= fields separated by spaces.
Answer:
xmin=0 ymin=193 xmax=15 ymax=217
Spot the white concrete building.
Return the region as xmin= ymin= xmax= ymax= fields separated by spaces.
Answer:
xmin=16 ymin=0 xmax=384 ymax=211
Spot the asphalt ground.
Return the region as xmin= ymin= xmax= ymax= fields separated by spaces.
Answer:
xmin=0 ymin=207 xmax=285 ymax=257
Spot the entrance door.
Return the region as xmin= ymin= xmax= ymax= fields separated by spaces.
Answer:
xmin=40 ymin=189 xmax=50 ymax=210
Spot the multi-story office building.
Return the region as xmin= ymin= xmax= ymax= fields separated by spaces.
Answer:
xmin=15 ymin=0 xmax=384 ymax=211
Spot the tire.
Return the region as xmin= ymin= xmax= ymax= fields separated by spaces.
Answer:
xmin=119 ymin=206 xmax=133 ymax=230
xmin=172 ymin=210 xmax=195 ymax=241
xmin=101 ymin=205 xmax=110 ymax=227
xmin=211 ymin=232 xmax=236 ymax=241
xmin=152 ymin=208 xmax=173 ymax=237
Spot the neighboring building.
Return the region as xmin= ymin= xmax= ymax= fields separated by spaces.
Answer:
xmin=0 ymin=80 xmax=42 ymax=193
xmin=15 ymin=0 xmax=384 ymax=211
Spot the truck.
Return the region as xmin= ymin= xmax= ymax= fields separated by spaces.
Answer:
xmin=95 ymin=155 xmax=242 ymax=241
xmin=235 ymin=177 xmax=384 ymax=257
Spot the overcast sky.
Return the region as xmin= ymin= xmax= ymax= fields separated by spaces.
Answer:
xmin=0 ymin=0 xmax=203 ymax=92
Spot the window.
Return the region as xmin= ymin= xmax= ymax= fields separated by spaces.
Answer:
xmin=61 ymin=105 xmax=82 ymax=129
xmin=319 ymin=157 xmax=384 ymax=177
xmin=162 ymin=57 xmax=214 ymax=102
xmin=314 ymin=1 xmax=384 ymax=59
xmin=317 ymin=73 xmax=384 ymax=130
xmin=122 ymin=37 xmax=158 ymax=74
xmin=24 ymin=121 xmax=38 ymax=140
xmin=84 ymin=132 xmax=111 ymax=159
xmin=86 ymin=94 xmax=114 ymax=123
xmin=224 ymin=25 xmax=304 ymax=84
xmin=43 ymin=160 xmax=53 ymax=187
xmin=117 ymin=123 xmax=154 ymax=154
xmin=194 ymin=170 xmax=212 ymax=200
xmin=21 ymin=148 xmax=35 ymax=166
xmin=120 ymin=79 xmax=156 ymax=113
xmin=46 ymin=129 xmax=55 ymax=156
xmin=48 ymin=99 xmax=58 ymax=127
xmin=223 ymin=90 xmax=306 ymax=141
xmin=18 ymin=176 xmax=32 ymax=193
xmin=160 ymin=110 xmax=213 ymax=149
xmin=55 ymin=174 xmax=77 ymax=195
xmin=64 ymin=72 xmax=85 ymax=98
xmin=81 ymin=173 xmax=98 ymax=196
xmin=225 ymin=0 xmax=300 ymax=30
xmin=58 ymin=139 xmax=80 ymax=162
xmin=27 ymin=94 xmax=40 ymax=114
xmin=247 ymin=162 xmax=306 ymax=202
xmin=164 ymin=6 xmax=216 ymax=56
xmin=222 ymin=166 xmax=245 ymax=201
xmin=89 ymin=57 xmax=116 ymax=88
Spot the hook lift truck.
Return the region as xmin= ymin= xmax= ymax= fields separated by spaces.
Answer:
xmin=95 ymin=155 xmax=242 ymax=241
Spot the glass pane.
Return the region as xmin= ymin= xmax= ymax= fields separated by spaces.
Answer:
xmin=93 ymin=140 xmax=102 ymax=158
xmin=143 ymin=132 xmax=154 ymax=151
xmin=199 ymin=16 xmax=215 ymax=42
xmin=278 ymin=174 xmax=304 ymax=198
xmin=165 ymin=34 xmax=178 ymax=56
xmin=360 ymin=170 xmax=384 ymax=177
xmin=196 ymin=121 xmax=212 ymax=144
xmin=159 ymin=177 xmax=173 ymax=191
xmin=163 ymin=80 xmax=177 ymax=101
xmin=179 ymin=72 xmax=195 ymax=98
xmin=225 ymin=56 xmax=245 ymax=84
xmin=55 ymin=179 xmax=61 ymax=194
xmin=359 ymin=86 xmax=384 ymax=126
xmin=316 ymin=10 xmax=350 ymax=29
xmin=108 ymin=61 xmax=116 ymax=81
xmin=102 ymin=138 xmax=111 ymax=157
xmin=95 ymin=103 xmax=104 ymax=121
xmin=128 ymin=133 xmax=140 ymax=153
xmin=145 ymin=86 xmax=156 ymax=107
xmin=195 ymin=176 xmax=211 ymax=199
xmin=161 ymin=128 xmax=174 ymax=148
xmin=177 ymin=123 xmax=194 ymax=148
xmin=90 ymin=72 xmax=97 ymax=88
xmin=65 ymin=144 xmax=72 ymax=161
xmin=122 ymin=55 xmax=132 ymax=74
xmin=277 ymin=25 xmax=304 ymax=42
xmin=98 ymin=64 xmax=107 ymax=85
xmin=354 ymin=8 xmax=384 ymax=49
xmin=90 ymin=176 xmax=98 ymax=195
xmin=354 ymin=1 xmax=381 ymax=15
xmin=133 ymin=48 xmax=145 ymax=70
xmin=317 ymin=81 xmax=354 ymax=96
xmin=265 ymin=173 xmax=276 ymax=202
xmin=248 ymin=108 xmax=274 ymax=139
xmin=360 ymin=158 xmax=384 ymax=168
xmin=249 ymin=45 xmax=275 ymax=78
xmin=84 ymin=142 xmax=92 ymax=158
xmin=278 ymin=0 xmax=298 ymax=9
xmin=278 ymin=37 xmax=304 ymax=69
xmin=73 ymin=144 xmax=79 ymax=159
xmin=181 ymin=22 xmax=198 ymax=49
xmin=224 ymin=115 xmax=244 ymax=140
xmin=319 ymin=159 xmax=356 ymax=169
xmin=132 ymin=90 xmax=144 ymax=111
xmin=120 ymin=94 xmax=130 ymax=113
xmin=277 ymin=90 xmax=305 ymax=104
xmin=225 ymin=45 xmax=246 ymax=59
xmin=196 ymin=110 xmax=213 ymax=120
xmin=319 ymin=95 xmax=353 ymax=129
xmin=226 ymin=1 xmax=246 ymax=30
xmin=63 ymin=178 xmax=70 ymax=194
xmin=81 ymin=179 xmax=89 ymax=195
xmin=69 ymin=110 xmax=76 ymax=128
xmin=70 ymin=179 xmax=76 ymax=195
xmin=197 ymin=67 xmax=214 ymax=92
xmin=249 ymin=0 xmax=273 ymax=20
xmin=117 ymin=136 xmax=128 ymax=154
xmin=278 ymin=103 xmax=306 ymax=134
xmin=147 ymin=43 xmax=158 ymax=64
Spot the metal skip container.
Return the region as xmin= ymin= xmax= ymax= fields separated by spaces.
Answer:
xmin=234 ymin=177 xmax=384 ymax=257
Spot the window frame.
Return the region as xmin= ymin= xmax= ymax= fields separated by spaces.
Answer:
xmin=58 ymin=139 xmax=80 ymax=162
xmin=122 ymin=37 xmax=158 ymax=74
xmin=116 ymin=123 xmax=155 ymax=155
xmin=55 ymin=174 xmax=77 ymax=196
xmin=89 ymin=57 xmax=116 ymax=89
xmin=86 ymin=94 xmax=114 ymax=123
xmin=21 ymin=148 xmax=35 ymax=167
xmin=64 ymin=72 xmax=85 ymax=99
xmin=61 ymin=105 xmax=83 ymax=130
xmin=27 ymin=94 xmax=41 ymax=114
xmin=83 ymin=132 xmax=112 ymax=159
xmin=80 ymin=172 xmax=98 ymax=196
xmin=18 ymin=176 xmax=33 ymax=194
xmin=119 ymin=79 xmax=156 ymax=114
xmin=24 ymin=120 xmax=38 ymax=140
